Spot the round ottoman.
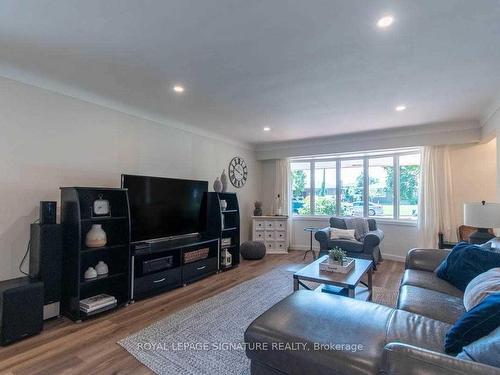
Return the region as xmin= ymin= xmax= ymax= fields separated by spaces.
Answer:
xmin=240 ymin=241 xmax=266 ymax=260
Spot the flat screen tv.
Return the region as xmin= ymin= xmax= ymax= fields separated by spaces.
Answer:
xmin=122 ymin=174 xmax=208 ymax=242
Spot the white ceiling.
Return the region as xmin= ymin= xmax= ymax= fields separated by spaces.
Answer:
xmin=0 ymin=0 xmax=499 ymax=146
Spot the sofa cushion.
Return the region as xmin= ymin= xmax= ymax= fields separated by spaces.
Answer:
xmin=330 ymin=228 xmax=356 ymax=240
xmin=398 ymin=285 xmax=465 ymax=324
xmin=245 ymin=291 xmax=393 ymax=375
xmin=444 ymin=293 xmax=500 ymax=355
xmin=401 ymin=269 xmax=463 ymax=298
xmin=464 ymin=268 xmax=500 ymax=311
xmin=456 ymin=326 xmax=500 ymax=368
xmin=387 ymin=309 xmax=452 ymax=354
xmin=436 ymin=242 xmax=500 ymax=291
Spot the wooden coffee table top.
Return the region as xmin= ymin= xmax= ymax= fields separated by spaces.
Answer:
xmin=293 ymin=256 xmax=373 ymax=289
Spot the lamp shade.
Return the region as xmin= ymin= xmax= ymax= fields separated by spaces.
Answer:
xmin=464 ymin=202 xmax=500 ymax=228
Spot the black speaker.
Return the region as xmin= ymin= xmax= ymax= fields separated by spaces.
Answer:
xmin=0 ymin=277 xmax=43 ymax=345
xmin=29 ymin=223 xmax=62 ymax=319
xmin=40 ymin=201 xmax=57 ymax=225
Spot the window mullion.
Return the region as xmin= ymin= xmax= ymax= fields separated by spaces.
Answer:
xmin=310 ymin=161 xmax=315 ymax=216
xmin=363 ymin=157 xmax=369 ymax=217
xmin=336 ymin=160 xmax=341 ymax=216
xmin=394 ymin=155 xmax=400 ymax=220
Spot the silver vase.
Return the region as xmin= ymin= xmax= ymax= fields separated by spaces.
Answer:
xmin=213 ymin=177 xmax=223 ymax=192
xmin=221 ymin=169 xmax=228 ymax=192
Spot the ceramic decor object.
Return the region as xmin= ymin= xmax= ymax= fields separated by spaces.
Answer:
xmin=84 ymin=267 xmax=98 ymax=280
xmin=85 ymin=224 xmax=107 ymax=248
xmin=95 ymin=261 xmax=109 ymax=276
xmin=220 ymin=199 xmax=228 ymax=211
xmin=221 ymin=169 xmax=228 ymax=192
xmin=213 ymin=177 xmax=223 ymax=192
xmin=254 ymin=201 xmax=263 ymax=216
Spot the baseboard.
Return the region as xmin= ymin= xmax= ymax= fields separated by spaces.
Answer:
xmin=289 ymin=245 xmax=320 ymax=251
xmin=381 ymin=253 xmax=406 ymax=262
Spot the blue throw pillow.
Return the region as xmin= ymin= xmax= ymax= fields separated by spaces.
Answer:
xmin=436 ymin=242 xmax=500 ymax=291
xmin=457 ymin=326 xmax=500 ymax=368
xmin=445 ymin=293 xmax=500 ymax=355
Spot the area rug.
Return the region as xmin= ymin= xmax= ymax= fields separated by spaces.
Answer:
xmin=119 ymin=268 xmax=398 ymax=375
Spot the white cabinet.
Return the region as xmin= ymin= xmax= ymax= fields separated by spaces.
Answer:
xmin=252 ymin=216 xmax=289 ymax=254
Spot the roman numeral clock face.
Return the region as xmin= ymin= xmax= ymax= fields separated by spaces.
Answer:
xmin=228 ymin=156 xmax=248 ymax=188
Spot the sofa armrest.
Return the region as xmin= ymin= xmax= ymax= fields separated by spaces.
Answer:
xmin=314 ymin=227 xmax=330 ymax=250
xmin=383 ymin=343 xmax=500 ymax=375
xmin=405 ymin=248 xmax=450 ymax=272
xmin=363 ymin=229 xmax=384 ymax=253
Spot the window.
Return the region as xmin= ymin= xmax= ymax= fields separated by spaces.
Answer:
xmin=399 ymin=154 xmax=421 ymax=220
xmin=291 ymin=162 xmax=311 ymax=215
xmin=290 ymin=150 xmax=420 ymax=220
xmin=314 ymin=161 xmax=336 ymax=216
xmin=340 ymin=159 xmax=364 ymax=216
xmin=368 ymin=157 xmax=394 ymax=219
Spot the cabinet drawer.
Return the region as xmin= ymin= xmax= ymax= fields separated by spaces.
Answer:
xmin=265 ymin=241 xmax=275 ymax=251
xmin=134 ymin=267 xmax=181 ymax=297
xmin=254 ymin=220 xmax=265 ymax=230
xmin=275 ymin=220 xmax=287 ymax=230
xmin=275 ymin=242 xmax=287 ymax=252
xmin=276 ymin=231 xmax=287 ymax=241
xmin=253 ymin=230 xmax=265 ymax=240
xmin=183 ymin=257 xmax=218 ymax=283
xmin=265 ymin=221 xmax=275 ymax=230
xmin=265 ymin=231 xmax=275 ymax=240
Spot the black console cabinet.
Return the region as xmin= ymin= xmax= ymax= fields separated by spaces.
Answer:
xmin=131 ymin=237 xmax=219 ymax=300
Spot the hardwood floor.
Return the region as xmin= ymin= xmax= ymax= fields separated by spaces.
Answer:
xmin=0 ymin=251 xmax=404 ymax=375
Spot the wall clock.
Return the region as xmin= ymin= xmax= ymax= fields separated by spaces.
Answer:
xmin=229 ymin=156 xmax=248 ymax=188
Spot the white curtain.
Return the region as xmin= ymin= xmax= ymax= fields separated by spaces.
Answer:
xmin=417 ymin=145 xmax=458 ymax=248
xmin=274 ymin=159 xmax=291 ymax=216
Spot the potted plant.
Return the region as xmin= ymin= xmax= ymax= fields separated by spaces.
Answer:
xmin=328 ymin=247 xmax=347 ymax=266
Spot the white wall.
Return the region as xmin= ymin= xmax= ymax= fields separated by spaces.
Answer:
xmin=0 ymin=76 xmax=261 ymax=280
xmin=449 ymin=139 xmax=497 ymax=227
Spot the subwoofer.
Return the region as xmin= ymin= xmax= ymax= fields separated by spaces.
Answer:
xmin=0 ymin=277 xmax=43 ymax=345
xmin=29 ymin=223 xmax=62 ymax=319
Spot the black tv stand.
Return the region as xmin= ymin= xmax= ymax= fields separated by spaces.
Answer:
xmin=131 ymin=235 xmax=219 ymax=300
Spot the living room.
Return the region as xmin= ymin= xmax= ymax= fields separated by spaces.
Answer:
xmin=0 ymin=1 xmax=499 ymax=374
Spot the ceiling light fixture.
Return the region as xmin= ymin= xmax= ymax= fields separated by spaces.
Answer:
xmin=395 ymin=105 xmax=406 ymax=112
xmin=263 ymin=127 xmax=271 ymax=131
xmin=377 ymin=15 xmax=394 ymax=28
xmin=173 ymin=85 xmax=185 ymax=93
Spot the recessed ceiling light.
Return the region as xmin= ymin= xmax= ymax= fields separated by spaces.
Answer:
xmin=395 ymin=105 xmax=406 ymax=112
xmin=173 ymin=85 xmax=185 ymax=93
xmin=263 ymin=127 xmax=271 ymax=131
xmin=377 ymin=15 xmax=394 ymax=28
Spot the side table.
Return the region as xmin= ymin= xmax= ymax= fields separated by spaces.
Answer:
xmin=303 ymin=227 xmax=320 ymax=260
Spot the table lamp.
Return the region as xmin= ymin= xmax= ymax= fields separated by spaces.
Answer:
xmin=463 ymin=201 xmax=500 ymax=244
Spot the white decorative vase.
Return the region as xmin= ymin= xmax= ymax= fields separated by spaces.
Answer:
xmin=220 ymin=199 xmax=228 ymax=211
xmin=221 ymin=169 xmax=228 ymax=192
xmin=213 ymin=177 xmax=223 ymax=192
xmin=95 ymin=261 xmax=109 ymax=276
xmin=85 ymin=224 xmax=107 ymax=248
xmin=84 ymin=267 xmax=97 ymax=280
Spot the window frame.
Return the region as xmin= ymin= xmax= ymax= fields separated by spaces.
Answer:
xmin=290 ymin=150 xmax=420 ymax=222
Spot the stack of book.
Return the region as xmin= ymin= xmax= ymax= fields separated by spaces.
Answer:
xmin=79 ymin=294 xmax=117 ymax=316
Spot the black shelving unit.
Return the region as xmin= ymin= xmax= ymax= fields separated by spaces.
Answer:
xmin=206 ymin=192 xmax=240 ymax=270
xmin=60 ymin=187 xmax=131 ymax=322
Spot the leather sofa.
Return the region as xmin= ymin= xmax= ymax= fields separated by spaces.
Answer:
xmin=314 ymin=217 xmax=384 ymax=266
xmin=244 ymin=248 xmax=500 ymax=374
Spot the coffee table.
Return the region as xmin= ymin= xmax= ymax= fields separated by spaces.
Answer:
xmin=293 ymin=255 xmax=373 ymax=301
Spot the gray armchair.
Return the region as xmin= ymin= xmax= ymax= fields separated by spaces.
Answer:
xmin=314 ymin=217 xmax=383 ymax=267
